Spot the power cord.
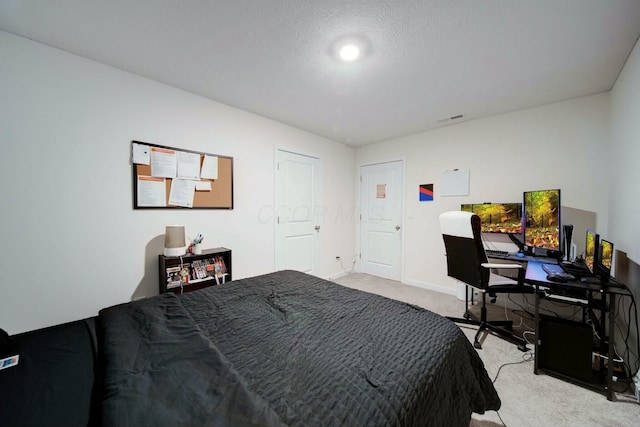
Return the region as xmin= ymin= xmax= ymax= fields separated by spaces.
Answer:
xmin=522 ymin=330 xmax=536 ymax=347
xmin=491 ymin=352 xmax=534 ymax=427
xmin=338 ymin=256 xmax=357 ymax=275
xmin=612 ymin=288 xmax=639 ymax=395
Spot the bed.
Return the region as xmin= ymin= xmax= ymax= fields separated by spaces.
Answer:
xmin=99 ymin=270 xmax=500 ymax=427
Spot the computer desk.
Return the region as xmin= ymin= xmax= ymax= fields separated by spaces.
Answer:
xmin=524 ymin=260 xmax=631 ymax=400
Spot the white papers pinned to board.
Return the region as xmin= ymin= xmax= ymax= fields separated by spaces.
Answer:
xmin=150 ymin=147 xmax=177 ymax=178
xmin=195 ymin=181 xmax=212 ymax=191
xmin=440 ymin=169 xmax=470 ymax=196
xmin=137 ymin=176 xmax=166 ymax=207
xmin=200 ymin=155 xmax=219 ymax=180
xmin=168 ymin=178 xmax=196 ymax=208
xmin=132 ymin=142 xmax=151 ymax=165
xmin=177 ymin=151 xmax=201 ymax=180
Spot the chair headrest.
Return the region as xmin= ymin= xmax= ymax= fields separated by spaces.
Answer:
xmin=439 ymin=211 xmax=476 ymax=239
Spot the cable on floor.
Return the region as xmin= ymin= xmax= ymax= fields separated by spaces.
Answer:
xmin=490 ymin=352 xmax=534 ymax=427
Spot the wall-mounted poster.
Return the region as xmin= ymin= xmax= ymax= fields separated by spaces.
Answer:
xmin=419 ymin=184 xmax=434 ymax=201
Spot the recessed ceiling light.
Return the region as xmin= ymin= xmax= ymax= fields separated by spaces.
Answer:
xmin=330 ymin=35 xmax=370 ymax=62
xmin=339 ymin=44 xmax=360 ymax=62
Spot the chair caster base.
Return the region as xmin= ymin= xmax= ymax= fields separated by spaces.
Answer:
xmin=474 ymin=341 xmax=482 ymax=349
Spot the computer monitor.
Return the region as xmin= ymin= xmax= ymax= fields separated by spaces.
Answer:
xmin=584 ymin=229 xmax=600 ymax=275
xmin=523 ymin=189 xmax=561 ymax=251
xmin=460 ymin=203 xmax=523 ymax=234
xmin=598 ymin=239 xmax=614 ymax=281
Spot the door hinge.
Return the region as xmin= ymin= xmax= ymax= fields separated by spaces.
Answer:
xmin=277 ymin=216 xmax=280 ymax=224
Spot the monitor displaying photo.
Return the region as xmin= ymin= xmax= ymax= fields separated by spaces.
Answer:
xmin=584 ymin=229 xmax=599 ymax=274
xmin=599 ymin=239 xmax=614 ymax=279
xmin=460 ymin=203 xmax=523 ymax=234
xmin=524 ymin=189 xmax=561 ymax=251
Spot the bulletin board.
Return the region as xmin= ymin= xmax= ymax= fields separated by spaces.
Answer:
xmin=131 ymin=141 xmax=234 ymax=209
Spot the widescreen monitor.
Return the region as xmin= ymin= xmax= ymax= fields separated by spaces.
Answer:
xmin=460 ymin=203 xmax=523 ymax=234
xmin=599 ymin=239 xmax=614 ymax=279
xmin=523 ymin=189 xmax=561 ymax=251
xmin=584 ymin=229 xmax=600 ymax=274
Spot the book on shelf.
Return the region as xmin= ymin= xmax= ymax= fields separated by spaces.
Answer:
xmin=166 ymin=266 xmax=182 ymax=289
xmin=213 ymin=255 xmax=227 ymax=276
xmin=190 ymin=260 xmax=209 ymax=280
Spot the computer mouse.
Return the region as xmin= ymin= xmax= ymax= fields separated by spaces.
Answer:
xmin=516 ymin=252 xmax=525 ymax=258
xmin=546 ymin=273 xmax=568 ymax=283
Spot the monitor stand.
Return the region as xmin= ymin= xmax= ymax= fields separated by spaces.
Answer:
xmin=508 ymin=234 xmax=525 ymax=252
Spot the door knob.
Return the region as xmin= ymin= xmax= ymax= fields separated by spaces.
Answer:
xmin=395 ymin=225 xmax=401 ymax=231
xmin=315 ymin=226 xmax=321 ymax=232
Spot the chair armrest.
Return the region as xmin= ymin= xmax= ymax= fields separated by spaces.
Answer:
xmin=481 ymin=263 xmax=524 ymax=269
xmin=482 ymin=263 xmax=527 ymax=288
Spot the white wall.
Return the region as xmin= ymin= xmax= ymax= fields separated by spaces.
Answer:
xmin=608 ymin=36 xmax=640 ymax=378
xmin=610 ymin=37 xmax=640 ymax=264
xmin=2 ymin=26 xmax=633 ymax=336
xmin=356 ymin=93 xmax=611 ymax=294
xmin=0 ymin=31 xmax=356 ymax=334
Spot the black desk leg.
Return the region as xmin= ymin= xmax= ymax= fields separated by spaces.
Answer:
xmin=534 ymin=283 xmax=540 ymax=375
xmin=607 ymin=293 xmax=616 ymax=401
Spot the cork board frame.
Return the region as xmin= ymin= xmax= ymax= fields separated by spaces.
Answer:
xmin=132 ymin=141 xmax=233 ymax=209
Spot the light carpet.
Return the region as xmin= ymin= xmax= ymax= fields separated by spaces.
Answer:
xmin=333 ymin=273 xmax=640 ymax=427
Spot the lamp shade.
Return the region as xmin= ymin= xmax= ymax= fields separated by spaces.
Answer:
xmin=164 ymin=225 xmax=186 ymax=257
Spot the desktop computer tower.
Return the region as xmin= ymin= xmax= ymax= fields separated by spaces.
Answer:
xmin=538 ymin=315 xmax=594 ymax=383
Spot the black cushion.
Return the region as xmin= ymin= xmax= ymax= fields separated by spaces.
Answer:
xmin=0 ymin=328 xmax=18 ymax=358
xmin=0 ymin=319 xmax=99 ymax=427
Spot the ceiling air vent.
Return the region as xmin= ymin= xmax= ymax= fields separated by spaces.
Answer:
xmin=437 ymin=114 xmax=464 ymax=123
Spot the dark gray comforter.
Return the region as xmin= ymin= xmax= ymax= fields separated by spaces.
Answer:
xmin=99 ymin=270 xmax=500 ymax=427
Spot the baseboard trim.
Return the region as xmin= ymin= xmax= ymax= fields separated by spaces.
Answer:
xmin=402 ymin=278 xmax=457 ymax=297
xmin=326 ymin=271 xmax=350 ymax=281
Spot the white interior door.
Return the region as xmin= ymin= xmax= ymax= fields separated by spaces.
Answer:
xmin=360 ymin=161 xmax=403 ymax=280
xmin=275 ymin=150 xmax=321 ymax=274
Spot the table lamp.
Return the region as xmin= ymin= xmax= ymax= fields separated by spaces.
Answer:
xmin=164 ymin=225 xmax=186 ymax=256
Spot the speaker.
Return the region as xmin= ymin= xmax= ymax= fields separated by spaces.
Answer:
xmin=538 ymin=315 xmax=594 ymax=383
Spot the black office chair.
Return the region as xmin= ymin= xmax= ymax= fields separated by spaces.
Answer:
xmin=439 ymin=211 xmax=533 ymax=351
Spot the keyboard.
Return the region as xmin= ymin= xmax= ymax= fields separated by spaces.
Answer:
xmin=542 ymin=263 xmax=575 ymax=281
xmin=485 ymin=249 xmax=510 ymax=257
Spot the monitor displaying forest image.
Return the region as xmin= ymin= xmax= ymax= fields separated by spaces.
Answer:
xmin=524 ymin=189 xmax=560 ymax=250
xmin=585 ymin=229 xmax=598 ymax=273
xmin=460 ymin=203 xmax=523 ymax=234
xmin=600 ymin=239 xmax=614 ymax=271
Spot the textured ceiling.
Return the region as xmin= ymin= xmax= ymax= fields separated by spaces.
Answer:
xmin=1 ymin=0 xmax=639 ymax=146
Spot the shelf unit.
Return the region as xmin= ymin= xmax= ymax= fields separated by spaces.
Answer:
xmin=159 ymin=247 xmax=232 ymax=294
